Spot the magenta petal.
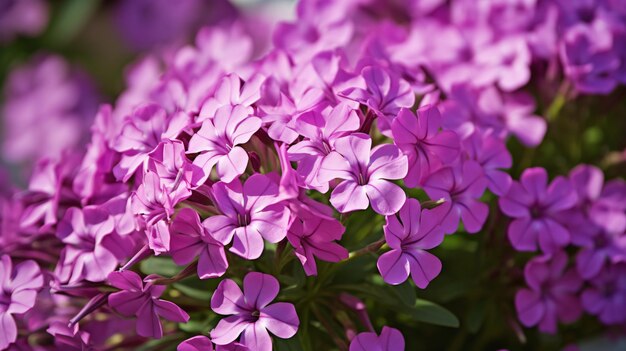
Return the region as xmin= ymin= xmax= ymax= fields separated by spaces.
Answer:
xmin=515 ymin=289 xmax=544 ymax=327
xmin=178 ymin=336 xmax=214 ymax=351
xmin=349 ymin=332 xmax=379 ymax=351
xmin=108 ymin=291 xmax=145 ymax=316
xmin=211 ymin=279 xmax=247 ymax=315
xmin=508 ymin=218 xmax=537 ymax=251
xmin=230 ymin=226 xmax=265 ymax=260
xmin=198 ymin=245 xmax=228 ymax=279
xmin=408 ymin=250 xmax=442 ymax=289
xmin=216 ymin=147 xmax=248 ymax=183
xmin=239 ymin=322 xmax=272 ymax=351
xmin=460 ymin=200 xmax=489 ymax=233
xmin=330 ymin=181 xmax=369 ymax=213
xmin=154 ymin=299 xmax=190 ymax=323
xmin=368 ymin=144 xmax=408 ymax=181
xmin=260 ymin=302 xmax=300 ymax=338
xmin=379 ymin=326 xmax=405 ymax=351
xmin=366 ymin=180 xmax=406 ymax=215
xmin=243 ymin=272 xmax=279 ymax=309
xmin=210 ymin=316 xmax=250 ymax=346
xmin=0 ymin=313 xmax=17 ymax=350
xmin=136 ymin=302 xmax=163 ymax=339
xmin=377 ymin=250 xmax=410 ymax=285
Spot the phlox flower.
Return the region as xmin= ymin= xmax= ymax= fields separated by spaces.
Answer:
xmin=349 ymin=326 xmax=405 ymax=351
xmin=499 ymin=167 xmax=577 ymax=253
xmin=377 ymin=198 xmax=444 ymax=288
xmin=462 ymin=130 xmax=512 ymax=196
xmin=210 ymin=272 xmax=299 ymax=351
xmin=0 ymin=255 xmax=44 ymax=350
xmin=581 ymin=262 xmax=626 ymax=325
xmin=198 ymin=74 xmax=264 ymax=122
xmin=319 ymin=134 xmax=408 ymax=215
xmin=108 ymin=270 xmax=189 ymax=339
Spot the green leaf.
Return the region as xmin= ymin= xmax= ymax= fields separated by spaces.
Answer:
xmin=140 ymin=256 xmax=179 ymax=276
xmin=46 ymin=0 xmax=101 ymax=45
xmin=173 ymin=282 xmax=213 ymax=301
xmin=390 ymin=281 xmax=417 ymax=307
xmin=406 ymin=299 xmax=460 ymax=328
xmin=274 ymin=336 xmax=303 ymax=351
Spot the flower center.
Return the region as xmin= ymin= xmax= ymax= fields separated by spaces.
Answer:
xmin=0 ymin=291 xmax=12 ymax=313
xmin=237 ymin=213 xmax=251 ymax=227
xmin=357 ymin=173 xmax=368 ymax=186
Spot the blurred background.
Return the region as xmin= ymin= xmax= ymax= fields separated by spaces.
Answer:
xmin=0 ymin=0 xmax=295 ymax=188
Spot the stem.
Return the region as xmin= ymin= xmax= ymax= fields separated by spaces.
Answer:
xmin=311 ymin=306 xmax=349 ymax=351
xmin=347 ymin=238 xmax=386 ymax=260
xmin=149 ymin=261 xmax=198 ymax=285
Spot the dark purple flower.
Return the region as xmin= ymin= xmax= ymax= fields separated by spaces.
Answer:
xmin=581 ymin=262 xmax=626 ymax=325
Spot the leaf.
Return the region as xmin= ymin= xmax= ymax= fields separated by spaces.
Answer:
xmin=46 ymin=0 xmax=101 ymax=45
xmin=390 ymin=281 xmax=417 ymax=307
xmin=140 ymin=256 xmax=179 ymax=276
xmin=406 ymin=299 xmax=460 ymax=328
xmin=173 ymin=282 xmax=213 ymax=301
xmin=466 ymin=299 xmax=486 ymax=333
xmin=274 ymin=336 xmax=303 ymax=351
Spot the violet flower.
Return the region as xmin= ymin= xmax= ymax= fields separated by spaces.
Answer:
xmin=423 ymin=161 xmax=489 ymax=234
xmin=391 ymin=105 xmax=460 ymax=187
xmin=349 ymin=326 xmax=405 ymax=351
xmin=170 ymin=208 xmax=228 ymax=279
xmin=581 ymin=262 xmax=626 ymax=325
xmin=499 ymin=167 xmax=578 ymax=253
xmin=377 ymin=198 xmax=444 ymax=288
xmin=0 ymin=255 xmax=44 ymax=350
xmin=210 ymin=272 xmax=299 ymax=351
xmin=318 ymin=133 xmax=408 ymax=215
xmin=462 ymin=130 xmax=512 ymax=196
xmin=204 ymin=174 xmax=290 ymax=260
xmin=515 ymin=252 xmax=582 ymax=333
xmin=188 ymin=105 xmax=262 ymax=184
xmin=108 ymin=270 xmax=190 ymax=339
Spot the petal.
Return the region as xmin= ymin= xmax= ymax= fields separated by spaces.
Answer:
xmin=333 ymin=134 xmax=372 ymax=170
xmin=240 ymin=322 xmax=272 ymax=351
xmin=204 ymin=215 xmax=237 ymax=245
xmin=178 ymin=336 xmax=214 ymax=351
xmin=0 ymin=313 xmax=17 ymax=350
xmin=349 ymin=332 xmax=379 ymax=351
xmin=537 ymin=219 xmax=570 ymax=254
xmin=211 ymin=279 xmax=247 ymax=315
xmin=230 ymin=226 xmax=265 ymax=260
xmin=508 ymin=218 xmax=538 ymax=252
xmin=260 ymin=302 xmax=299 ymax=338
xmin=249 ymin=208 xmax=289 ymax=243
xmin=318 ymin=151 xmax=353 ymax=182
xmin=198 ymin=244 xmax=229 ymax=279
xmin=365 ymin=180 xmax=406 ymax=215
xmin=231 ymin=116 xmax=262 ymax=146
xmin=330 ymin=181 xmax=369 ymax=213
xmin=154 ymin=299 xmax=190 ymax=323
xmin=499 ymin=182 xmax=532 ymax=218
xmin=544 ymin=177 xmax=577 ymax=213
xmin=377 ymin=250 xmax=410 ymax=285
xmin=211 ymin=316 xmax=251 ymax=346
xmin=244 ymin=272 xmax=279 ymax=309
xmin=243 ymin=173 xmax=279 ymax=212
xmin=379 ymin=326 xmax=405 ymax=351
xmin=7 ymin=290 xmax=38 ymax=314
xmin=11 ymin=260 xmax=43 ymax=291
xmin=407 ymin=250 xmax=442 ymax=289
xmin=108 ymin=291 xmax=146 ymax=316
xmin=216 ymin=147 xmax=248 ymax=183
xmin=136 ymin=301 xmax=163 ymax=339
xmin=520 ymin=168 xmax=548 ymax=200
xmin=515 ymin=289 xmax=545 ymax=327
xmin=459 ymin=200 xmax=489 ymax=233
xmin=368 ymin=144 xmax=408 ymax=181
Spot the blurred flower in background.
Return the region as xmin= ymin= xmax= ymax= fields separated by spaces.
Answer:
xmin=0 ymin=0 xmax=48 ymax=43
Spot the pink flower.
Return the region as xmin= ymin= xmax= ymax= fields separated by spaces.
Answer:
xmin=289 ymin=103 xmax=361 ymax=191
xmin=377 ymin=199 xmax=444 ymax=288
xmin=462 ymin=130 xmax=512 ymax=196
xmin=423 ymin=161 xmax=489 ymax=234
xmin=55 ymin=206 xmax=128 ymax=283
xmin=198 ymin=74 xmax=264 ymax=122
xmin=108 ymin=270 xmax=189 ymax=339
xmin=204 ymin=174 xmax=290 ymax=260
xmin=319 ymin=134 xmax=408 ymax=215
xmin=349 ymin=326 xmax=405 ymax=351
xmin=0 ymin=255 xmax=44 ymax=350
xmin=287 ymin=206 xmax=348 ymax=276
xmin=170 ymin=208 xmax=228 ymax=279
xmin=210 ymin=272 xmax=299 ymax=351
xmin=515 ymin=252 xmax=582 ymax=333
xmin=188 ymin=105 xmax=261 ymax=184
xmin=391 ymin=105 xmax=460 ymax=187
xmin=499 ymin=167 xmax=578 ymax=253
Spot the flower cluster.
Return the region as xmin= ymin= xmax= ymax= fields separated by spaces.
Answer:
xmin=0 ymin=0 xmax=625 ymax=350
xmin=503 ymin=165 xmax=626 ymax=332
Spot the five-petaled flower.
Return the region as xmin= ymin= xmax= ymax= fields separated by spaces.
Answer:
xmin=210 ymin=272 xmax=299 ymax=351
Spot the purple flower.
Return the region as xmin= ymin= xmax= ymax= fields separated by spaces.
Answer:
xmin=188 ymin=105 xmax=262 ymax=184
xmin=204 ymin=174 xmax=290 ymax=260
xmin=131 ymin=171 xmax=186 ymax=255
xmin=0 ymin=255 xmax=44 ymax=350
xmin=576 ymin=229 xmax=626 ymax=280
xmin=287 ymin=206 xmax=348 ymax=276
xmin=55 ymin=206 xmax=128 ymax=283
xmin=473 ymin=37 xmax=531 ymax=92
xmin=147 ymin=139 xmax=202 ymax=196
xmin=423 ymin=161 xmax=489 ymax=234
xmin=377 ymin=198 xmax=444 ymax=288
xmin=210 ymin=272 xmax=299 ymax=351
xmin=515 ymin=252 xmax=582 ymax=333
xmin=499 ymin=167 xmax=578 ymax=253
xmin=581 ymin=263 xmax=626 ymax=325
xmin=340 ymin=65 xmax=415 ymax=134
xmin=319 ymin=134 xmax=408 ymax=215
xmin=0 ymin=0 xmax=48 ymax=42
xmin=288 ymin=103 xmax=361 ymax=192
xmin=108 ymin=270 xmax=190 ymax=339
xmin=170 ymin=208 xmax=228 ymax=279
xmin=113 ymin=104 xmax=171 ymax=182
xmin=198 ymin=74 xmax=264 ymax=122
xmin=391 ymin=105 xmax=460 ymax=187
xmin=462 ymin=130 xmax=512 ymax=196
xmin=349 ymin=326 xmax=405 ymax=351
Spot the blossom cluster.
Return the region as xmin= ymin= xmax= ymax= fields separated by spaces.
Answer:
xmin=0 ymin=0 xmax=625 ymax=350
